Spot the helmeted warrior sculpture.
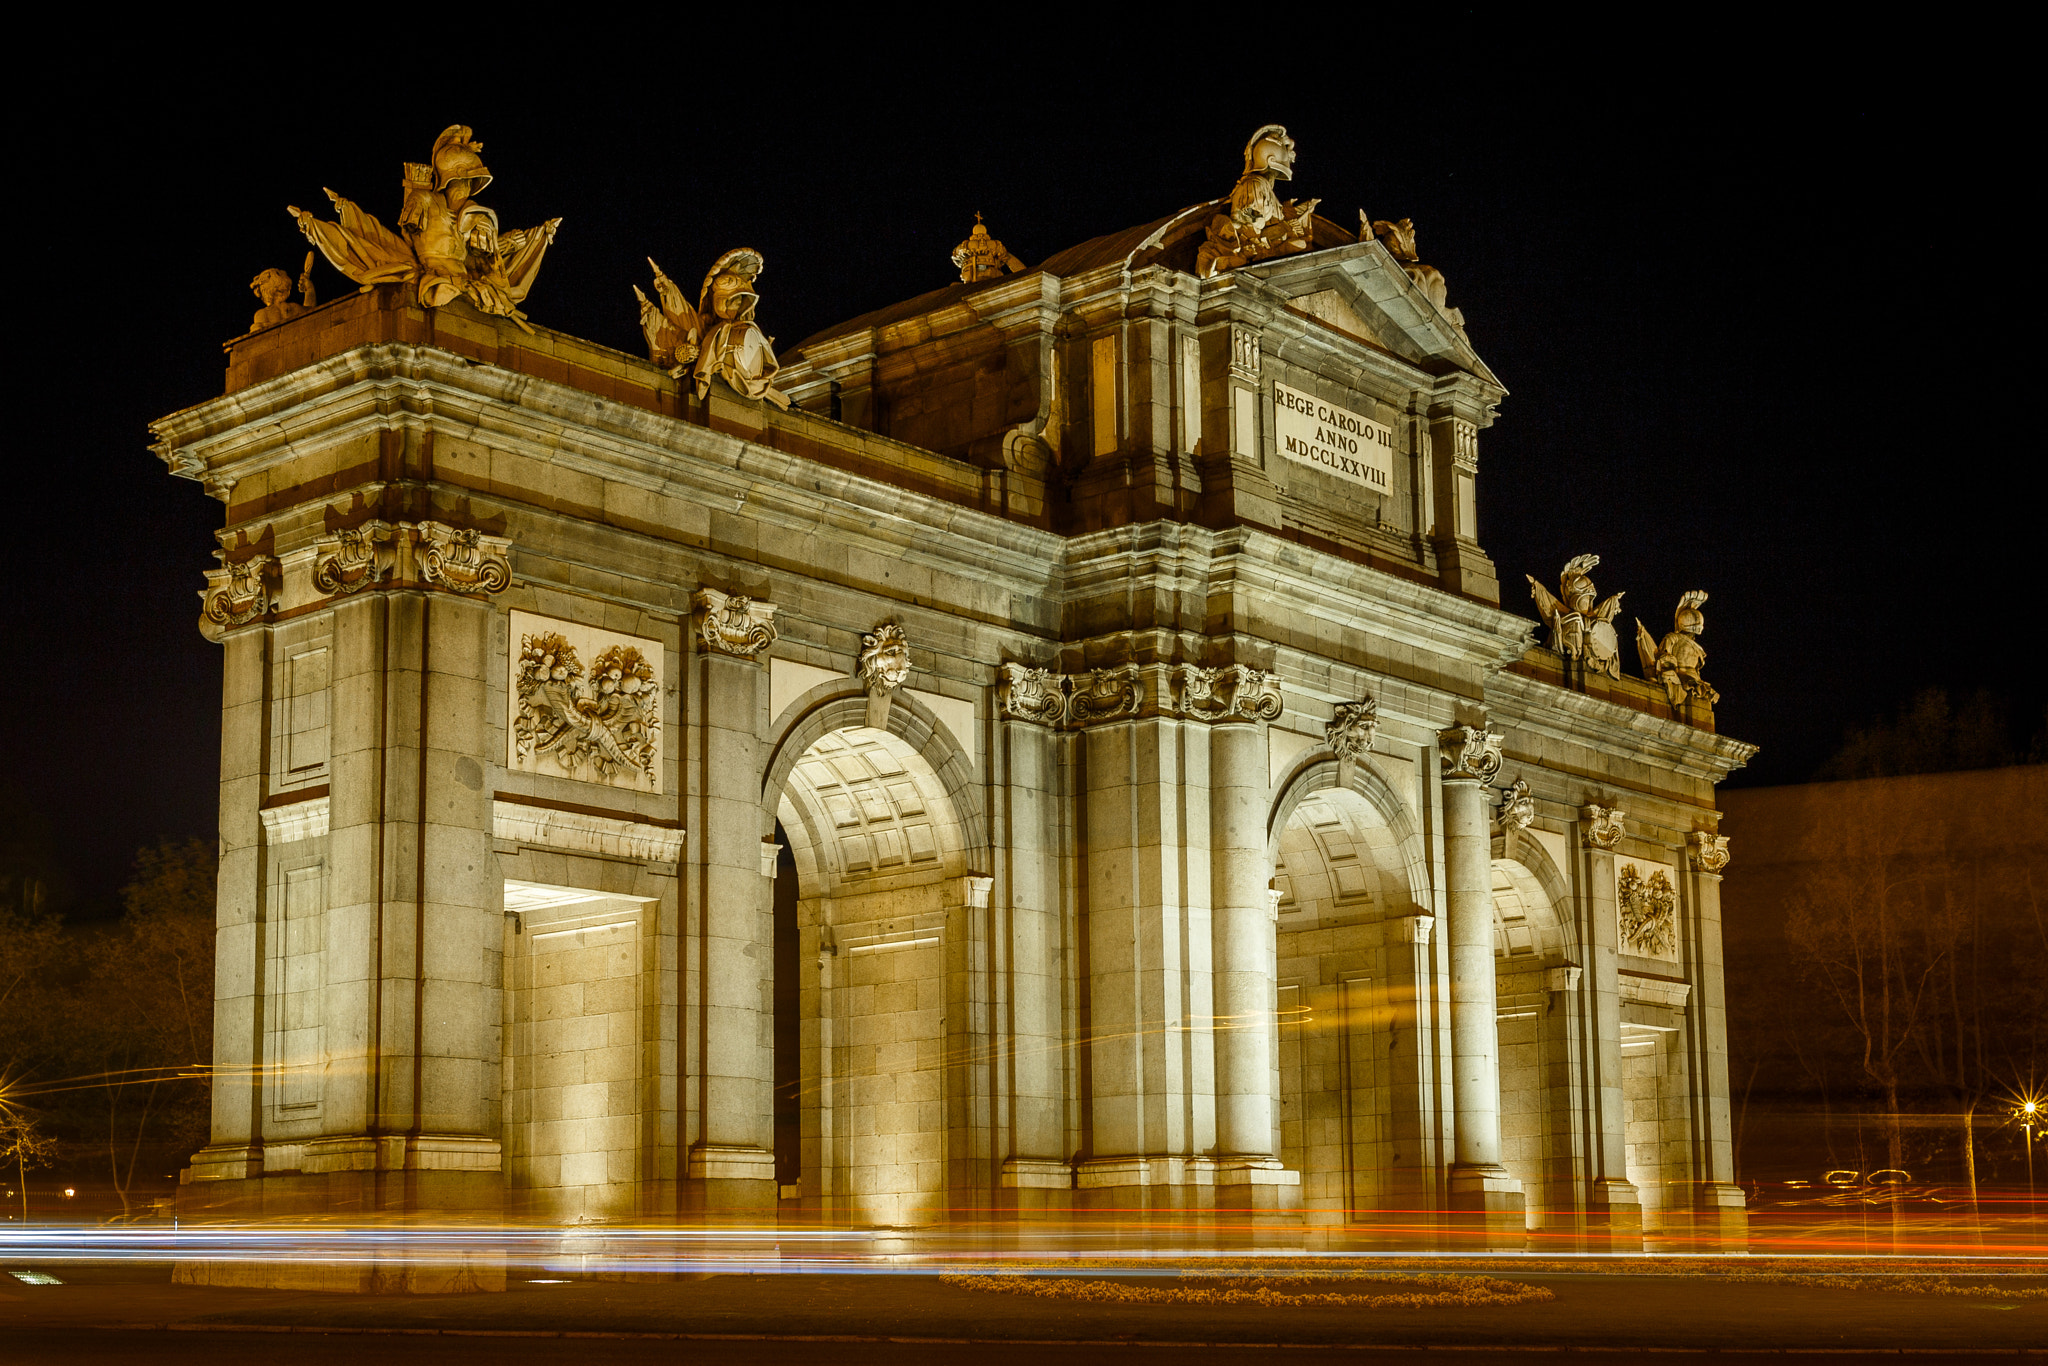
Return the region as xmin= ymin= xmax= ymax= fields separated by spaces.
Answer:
xmin=951 ymin=213 xmax=1026 ymax=283
xmin=635 ymin=249 xmax=790 ymax=408
xmin=1528 ymin=554 xmax=1626 ymax=680
xmin=1636 ymin=591 xmax=1720 ymax=710
xmin=1196 ymin=125 xmax=1320 ymax=278
xmin=289 ymin=124 xmax=561 ymax=332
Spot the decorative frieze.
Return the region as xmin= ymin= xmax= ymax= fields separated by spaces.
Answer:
xmin=995 ymin=661 xmax=1285 ymax=728
xmin=1173 ymin=664 xmax=1282 ymax=722
xmin=259 ymin=795 xmax=330 ymax=845
xmin=693 ymin=588 xmax=778 ymax=659
xmin=1437 ymin=724 xmax=1504 ymax=782
xmin=199 ymin=551 xmax=274 ymax=641
xmin=416 ymin=521 xmax=512 ymax=596
xmin=492 ymin=799 xmax=683 ymax=864
xmin=311 ymin=522 xmax=395 ymax=597
xmin=1581 ymin=803 xmax=1627 ymax=850
xmin=1688 ymin=831 xmax=1731 ymax=873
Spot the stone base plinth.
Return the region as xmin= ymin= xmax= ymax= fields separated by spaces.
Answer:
xmin=1073 ymin=1155 xmax=1303 ymax=1244
xmin=680 ymin=1143 xmax=777 ymax=1222
xmin=1447 ymin=1162 xmax=1527 ymax=1248
xmin=177 ymin=1136 xmax=506 ymax=1223
xmin=1651 ymin=1181 xmax=1749 ymax=1252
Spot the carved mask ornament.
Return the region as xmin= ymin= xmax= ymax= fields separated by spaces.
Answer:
xmin=858 ymin=624 xmax=912 ymax=694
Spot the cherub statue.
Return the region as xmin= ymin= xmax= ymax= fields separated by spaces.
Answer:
xmin=1366 ymin=216 xmax=1464 ymax=327
xmin=636 ymin=249 xmax=790 ymax=408
xmin=1636 ymin=591 xmax=1720 ymax=709
xmin=247 ymin=253 xmax=317 ymax=334
xmin=1196 ymin=125 xmax=1321 ymax=279
xmin=1527 ymin=555 xmax=1625 ymax=679
xmin=288 ymin=124 xmax=561 ymax=333
xmin=951 ymin=213 xmax=1026 ymax=283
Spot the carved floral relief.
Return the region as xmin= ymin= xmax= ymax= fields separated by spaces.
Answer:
xmin=1617 ymin=859 xmax=1679 ymax=959
xmin=507 ymin=611 xmax=663 ymax=792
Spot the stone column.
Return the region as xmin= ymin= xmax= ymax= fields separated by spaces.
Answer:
xmin=1439 ymin=725 xmax=1523 ymax=1234
xmin=1073 ymin=664 xmax=1216 ymax=1217
xmin=1683 ymin=832 xmax=1746 ymax=1246
xmin=685 ymin=589 xmax=780 ymax=1212
xmin=993 ymin=667 xmax=1072 ymax=1212
xmin=1579 ymin=804 xmax=1642 ymax=1248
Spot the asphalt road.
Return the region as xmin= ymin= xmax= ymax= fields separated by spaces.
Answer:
xmin=4 ymin=1261 xmax=2044 ymax=1363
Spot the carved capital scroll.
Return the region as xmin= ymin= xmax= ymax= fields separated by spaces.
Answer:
xmin=311 ymin=521 xmax=396 ymax=597
xmin=693 ymin=588 xmax=778 ymax=659
xmin=1687 ymin=831 xmax=1731 ymax=874
xmin=416 ymin=521 xmax=512 ymax=596
xmin=1066 ymin=665 xmax=1142 ymax=727
xmin=198 ymin=552 xmax=274 ymax=642
xmin=1581 ymin=803 xmax=1627 ymax=850
xmin=1437 ymin=724 xmax=1504 ymax=782
xmin=997 ymin=663 xmax=1067 ymax=726
xmin=1174 ymin=664 xmax=1282 ymax=722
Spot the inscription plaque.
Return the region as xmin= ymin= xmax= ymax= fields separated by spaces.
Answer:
xmin=1273 ymin=381 xmax=1394 ymax=494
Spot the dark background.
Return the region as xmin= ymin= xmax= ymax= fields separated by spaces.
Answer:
xmin=3 ymin=26 xmax=2029 ymax=916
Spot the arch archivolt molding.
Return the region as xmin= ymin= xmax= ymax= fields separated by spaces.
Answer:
xmin=759 ymin=682 xmax=988 ymax=883
xmin=1266 ymin=751 xmax=1430 ymax=916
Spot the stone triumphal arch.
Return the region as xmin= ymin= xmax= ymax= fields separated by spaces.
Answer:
xmin=158 ymin=121 xmax=1753 ymax=1248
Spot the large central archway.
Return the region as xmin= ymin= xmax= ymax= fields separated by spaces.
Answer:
xmin=763 ymin=688 xmax=982 ymax=1227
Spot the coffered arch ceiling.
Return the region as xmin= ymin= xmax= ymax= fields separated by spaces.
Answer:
xmin=775 ymin=726 xmax=966 ymax=893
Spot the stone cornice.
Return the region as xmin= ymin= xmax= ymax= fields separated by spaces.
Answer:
xmin=1484 ymin=668 xmax=1758 ymax=785
xmin=152 ymin=342 xmax=1069 ymax=596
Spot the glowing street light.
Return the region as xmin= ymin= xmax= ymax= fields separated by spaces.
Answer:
xmin=2015 ymin=1094 xmax=2044 ymax=1210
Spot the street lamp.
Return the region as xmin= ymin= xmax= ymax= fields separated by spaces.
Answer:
xmin=2022 ymin=1100 xmax=2040 ymax=1209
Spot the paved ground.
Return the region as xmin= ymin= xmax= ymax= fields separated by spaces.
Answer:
xmin=4 ymin=1259 xmax=2045 ymax=1363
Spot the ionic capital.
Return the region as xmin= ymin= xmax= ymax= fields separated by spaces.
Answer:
xmin=1174 ymin=664 xmax=1282 ymax=723
xmin=311 ymin=521 xmax=397 ymax=597
xmin=1580 ymin=803 xmax=1627 ymax=850
xmin=198 ymin=551 xmax=274 ymax=642
xmin=415 ymin=521 xmax=512 ymax=596
xmin=997 ymin=663 xmax=1067 ymax=726
xmin=1437 ymin=724 xmax=1503 ymax=782
xmin=1688 ymin=831 xmax=1731 ymax=874
xmin=693 ymin=588 xmax=778 ymax=659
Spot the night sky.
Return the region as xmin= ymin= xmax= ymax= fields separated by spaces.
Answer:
xmin=5 ymin=31 xmax=2024 ymax=913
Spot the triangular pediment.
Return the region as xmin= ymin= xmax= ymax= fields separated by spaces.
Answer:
xmin=1246 ymin=241 xmax=1501 ymax=390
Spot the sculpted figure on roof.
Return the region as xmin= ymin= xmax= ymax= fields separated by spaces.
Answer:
xmin=951 ymin=213 xmax=1026 ymax=283
xmin=1196 ymin=125 xmax=1321 ymax=279
xmin=1528 ymin=554 xmax=1626 ymax=680
xmin=1637 ymin=591 xmax=1719 ymax=710
xmin=289 ymin=125 xmax=561 ymax=332
xmin=635 ymin=249 xmax=790 ymax=409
